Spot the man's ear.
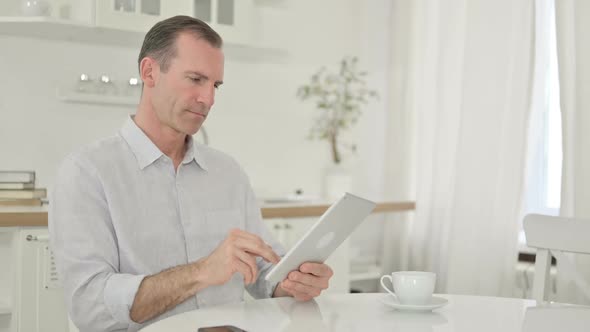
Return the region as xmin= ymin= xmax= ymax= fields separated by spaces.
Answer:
xmin=139 ymin=57 xmax=159 ymax=88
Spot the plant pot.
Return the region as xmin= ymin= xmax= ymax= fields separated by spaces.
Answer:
xmin=322 ymin=163 xmax=353 ymax=202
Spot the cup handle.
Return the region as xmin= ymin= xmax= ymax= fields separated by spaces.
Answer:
xmin=380 ymin=275 xmax=395 ymax=296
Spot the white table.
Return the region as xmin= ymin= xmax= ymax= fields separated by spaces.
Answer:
xmin=140 ymin=293 xmax=590 ymax=332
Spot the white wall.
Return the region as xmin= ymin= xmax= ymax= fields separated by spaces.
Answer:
xmin=0 ymin=0 xmax=392 ymax=201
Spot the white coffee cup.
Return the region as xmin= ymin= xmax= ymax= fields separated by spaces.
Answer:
xmin=380 ymin=271 xmax=436 ymax=305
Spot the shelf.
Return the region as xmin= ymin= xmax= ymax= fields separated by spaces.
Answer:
xmin=350 ymin=264 xmax=382 ymax=282
xmin=57 ymin=89 xmax=139 ymax=107
xmin=0 ymin=16 xmax=288 ymax=61
xmin=0 ymin=16 xmax=144 ymax=48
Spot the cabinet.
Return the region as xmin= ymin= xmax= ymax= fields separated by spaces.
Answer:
xmin=190 ymin=0 xmax=254 ymax=45
xmin=0 ymin=229 xmax=16 ymax=332
xmin=14 ymin=228 xmax=68 ymax=332
xmin=0 ymin=0 xmax=269 ymax=46
xmin=94 ymin=0 xmax=254 ymax=44
xmin=0 ymin=227 xmax=68 ymax=332
xmin=94 ymin=0 xmax=174 ymax=32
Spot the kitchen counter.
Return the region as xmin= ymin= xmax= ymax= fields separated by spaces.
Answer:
xmin=0 ymin=201 xmax=415 ymax=227
xmin=260 ymin=201 xmax=415 ymax=218
xmin=0 ymin=206 xmax=49 ymax=227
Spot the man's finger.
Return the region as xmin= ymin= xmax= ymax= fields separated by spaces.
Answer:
xmin=300 ymin=262 xmax=333 ymax=277
xmin=234 ymin=259 xmax=254 ymax=284
xmin=279 ymin=280 xmax=313 ymax=301
xmin=234 ymin=237 xmax=280 ymax=264
xmin=288 ymin=271 xmax=329 ymax=289
xmin=230 ymin=228 xmax=263 ymax=242
xmin=280 ymin=281 xmax=300 ymax=299
xmin=229 ymin=229 xmax=281 ymax=263
xmin=292 ymin=292 xmax=313 ymax=302
xmin=283 ymin=280 xmax=321 ymax=298
xmin=235 ymin=250 xmax=258 ymax=282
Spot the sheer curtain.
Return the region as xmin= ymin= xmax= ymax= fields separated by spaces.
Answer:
xmin=554 ymin=0 xmax=590 ymax=305
xmin=399 ymin=0 xmax=535 ymax=296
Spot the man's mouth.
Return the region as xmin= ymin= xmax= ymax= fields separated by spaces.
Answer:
xmin=187 ymin=110 xmax=207 ymax=118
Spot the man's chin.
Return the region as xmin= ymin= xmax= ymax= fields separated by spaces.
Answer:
xmin=175 ymin=115 xmax=205 ymax=136
xmin=185 ymin=124 xmax=204 ymax=137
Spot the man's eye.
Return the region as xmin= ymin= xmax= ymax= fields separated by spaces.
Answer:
xmin=190 ymin=77 xmax=202 ymax=83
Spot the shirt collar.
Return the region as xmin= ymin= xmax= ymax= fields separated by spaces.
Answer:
xmin=119 ymin=116 xmax=208 ymax=171
xmin=183 ymin=134 xmax=209 ymax=171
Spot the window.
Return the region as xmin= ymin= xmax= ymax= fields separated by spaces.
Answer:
xmin=523 ymin=0 xmax=562 ymax=218
xmin=544 ymin=34 xmax=562 ymax=213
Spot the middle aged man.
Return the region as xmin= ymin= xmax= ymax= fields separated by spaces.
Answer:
xmin=50 ymin=15 xmax=333 ymax=332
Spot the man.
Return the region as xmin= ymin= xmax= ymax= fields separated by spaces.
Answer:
xmin=49 ymin=15 xmax=333 ymax=332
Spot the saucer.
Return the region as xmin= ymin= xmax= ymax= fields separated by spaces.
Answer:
xmin=379 ymin=295 xmax=449 ymax=312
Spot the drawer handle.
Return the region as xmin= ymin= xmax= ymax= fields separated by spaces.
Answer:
xmin=26 ymin=234 xmax=49 ymax=242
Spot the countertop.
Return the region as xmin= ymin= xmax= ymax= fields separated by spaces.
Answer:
xmin=0 ymin=201 xmax=415 ymax=227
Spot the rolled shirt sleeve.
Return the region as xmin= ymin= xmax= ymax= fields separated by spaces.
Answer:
xmin=104 ymin=273 xmax=146 ymax=324
xmin=49 ymin=155 xmax=145 ymax=332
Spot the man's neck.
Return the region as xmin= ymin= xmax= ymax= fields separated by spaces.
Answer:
xmin=133 ymin=103 xmax=187 ymax=168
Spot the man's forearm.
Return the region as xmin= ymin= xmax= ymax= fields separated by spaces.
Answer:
xmin=129 ymin=259 xmax=208 ymax=323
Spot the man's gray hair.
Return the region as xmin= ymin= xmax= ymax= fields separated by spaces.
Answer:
xmin=138 ymin=15 xmax=223 ymax=72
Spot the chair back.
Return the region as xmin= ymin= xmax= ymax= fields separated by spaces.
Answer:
xmin=523 ymin=214 xmax=590 ymax=302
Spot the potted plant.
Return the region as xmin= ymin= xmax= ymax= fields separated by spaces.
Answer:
xmin=297 ymin=56 xmax=378 ymax=199
xmin=297 ymin=56 xmax=378 ymax=164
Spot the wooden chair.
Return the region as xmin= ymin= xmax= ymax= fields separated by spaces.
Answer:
xmin=523 ymin=214 xmax=590 ymax=302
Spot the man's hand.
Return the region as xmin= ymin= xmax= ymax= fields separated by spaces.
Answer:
xmin=273 ymin=262 xmax=333 ymax=301
xmin=130 ymin=229 xmax=279 ymax=323
xmin=198 ymin=228 xmax=281 ymax=286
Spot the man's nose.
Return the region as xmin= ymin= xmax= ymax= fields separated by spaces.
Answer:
xmin=196 ymin=85 xmax=215 ymax=108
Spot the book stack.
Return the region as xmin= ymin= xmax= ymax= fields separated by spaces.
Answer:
xmin=0 ymin=171 xmax=46 ymax=207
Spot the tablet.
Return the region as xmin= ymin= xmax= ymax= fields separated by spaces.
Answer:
xmin=264 ymin=192 xmax=376 ymax=286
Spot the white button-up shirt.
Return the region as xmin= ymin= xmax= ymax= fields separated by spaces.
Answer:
xmin=49 ymin=117 xmax=285 ymax=332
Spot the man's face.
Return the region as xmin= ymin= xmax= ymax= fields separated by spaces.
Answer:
xmin=151 ymin=33 xmax=224 ymax=136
